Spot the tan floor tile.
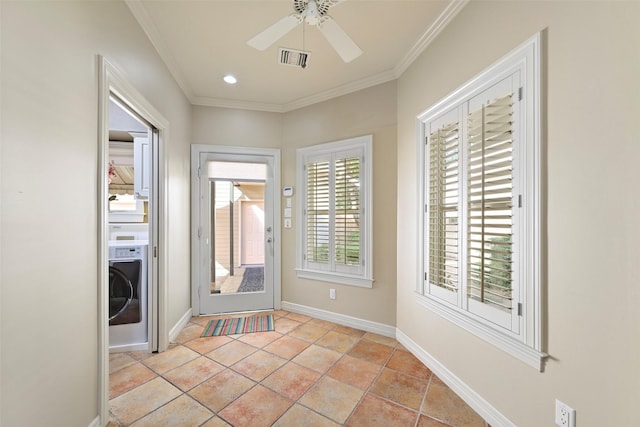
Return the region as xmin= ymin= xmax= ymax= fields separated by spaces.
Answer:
xmin=109 ymin=352 xmax=137 ymax=374
xmin=274 ymin=317 xmax=302 ymax=334
xmin=315 ymin=330 xmax=359 ymax=353
xmin=142 ymin=346 xmax=200 ymax=374
xmin=333 ymin=325 xmax=367 ymax=338
xmin=417 ymin=415 xmax=452 ymax=427
xmin=174 ymin=323 xmax=205 ymax=344
xmin=299 ymin=376 xmax=363 ymax=424
xmin=189 ymin=369 xmax=255 ymax=412
xmin=327 ymin=354 xmax=381 ymax=390
xmin=288 ymin=323 xmax=329 ymax=342
xmin=238 ymin=330 xmax=282 ymax=348
xmin=307 ymin=318 xmax=338 ymax=330
xmin=129 ymin=394 xmax=213 ymax=427
xmin=163 ymin=356 xmax=224 ymax=391
xmin=387 ymin=348 xmax=432 ymax=380
xmin=273 ymin=404 xmax=340 ymax=427
xmin=421 ymin=380 xmax=485 ymax=427
xmin=205 ymin=340 xmax=256 ymax=366
xmin=363 ymin=332 xmax=398 ymax=347
xmin=346 ymin=393 xmax=418 ymax=427
xmin=370 ymin=367 xmax=428 ymax=410
xmin=293 ymin=345 xmax=343 ymax=373
xmin=127 ymin=350 xmax=154 ymax=362
xmin=109 ymin=377 xmax=182 ymax=425
xmin=272 ymin=310 xmax=290 ymax=318
xmin=263 ymin=362 xmax=321 ymax=400
xmin=184 ymin=335 xmax=233 ymax=354
xmin=109 ymin=363 xmax=157 ymax=399
xmin=347 ymin=340 xmax=394 ymax=365
xmin=218 ymin=385 xmax=293 ymax=427
xmin=231 ymin=350 xmax=287 ymax=381
xmin=264 ymin=335 xmax=310 ymax=359
xmin=285 ymin=312 xmax=312 ymax=323
xmin=201 ymin=417 xmax=232 ymax=427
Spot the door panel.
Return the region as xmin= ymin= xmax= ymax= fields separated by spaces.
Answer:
xmin=195 ymin=153 xmax=276 ymax=314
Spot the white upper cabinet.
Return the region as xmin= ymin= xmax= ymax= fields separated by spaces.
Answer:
xmin=134 ymin=136 xmax=150 ymax=199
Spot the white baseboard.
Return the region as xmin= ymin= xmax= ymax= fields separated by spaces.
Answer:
xmin=87 ymin=416 xmax=101 ymax=427
xmin=169 ymin=308 xmax=193 ymax=343
xmin=396 ymin=329 xmax=515 ymax=427
xmin=281 ymin=301 xmax=396 ymax=338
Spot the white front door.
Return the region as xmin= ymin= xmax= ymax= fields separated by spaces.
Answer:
xmin=192 ymin=146 xmax=280 ymax=315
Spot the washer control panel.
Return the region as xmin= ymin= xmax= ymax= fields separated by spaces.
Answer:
xmin=111 ymin=246 xmax=144 ymax=259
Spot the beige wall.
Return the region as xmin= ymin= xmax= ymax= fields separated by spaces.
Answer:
xmin=396 ymin=1 xmax=640 ymax=426
xmin=192 ymin=81 xmax=398 ymax=326
xmin=282 ymin=82 xmax=398 ymax=325
xmin=0 ymin=1 xmax=192 ymax=426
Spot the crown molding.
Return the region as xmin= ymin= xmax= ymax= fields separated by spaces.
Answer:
xmin=125 ymin=0 xmax=196 ymax=103
xmin=394 ymin=0 xmax=470 ymax=78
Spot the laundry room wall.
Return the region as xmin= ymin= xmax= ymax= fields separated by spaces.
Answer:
xmin=1 ymin=1 xmax=192 ymax=426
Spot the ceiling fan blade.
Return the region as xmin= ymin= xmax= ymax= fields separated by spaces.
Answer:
xmin=247 ymin=15 xmax=300 ymax=51
xmin=317 ymin=17 xmax=362 ymax=63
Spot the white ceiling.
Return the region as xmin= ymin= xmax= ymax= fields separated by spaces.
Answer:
xmin=126 ymin=0 xmax=467 ymax=112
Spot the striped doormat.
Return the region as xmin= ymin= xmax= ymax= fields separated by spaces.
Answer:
xmin=201 ymin=314 xmax=275 ymax=337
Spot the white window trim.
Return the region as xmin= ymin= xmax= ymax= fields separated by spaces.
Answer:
xmin=296 ymin=135 xmax=374 ymax=288
xmin=415 ymin=34 xmax=546 ymax=370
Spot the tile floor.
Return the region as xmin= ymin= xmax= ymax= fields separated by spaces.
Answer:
xmin=108 ymin=310 xmax=490 ymax=427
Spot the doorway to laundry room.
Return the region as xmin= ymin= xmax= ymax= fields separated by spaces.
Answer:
xmin=106 ymin=95 xmax=158 ymax=354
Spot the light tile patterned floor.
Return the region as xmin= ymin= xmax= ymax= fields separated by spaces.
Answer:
xmin=108 ymin=310 xmax=490 ymax=427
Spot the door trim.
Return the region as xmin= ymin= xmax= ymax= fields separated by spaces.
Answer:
xmin=98 ymin=56 xmax=169 ymax=425
xmin=191 ymin=144 xmax=281 ymax=316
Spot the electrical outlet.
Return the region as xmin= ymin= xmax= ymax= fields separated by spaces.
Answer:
xmin=555 ymin=399 xmax=575 ymax=427
xmin=329 ymin=288 xmax=336 ymax=300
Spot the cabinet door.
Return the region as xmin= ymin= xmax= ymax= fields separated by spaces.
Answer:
xmin=134 ymin=137 xmax=150 ymax=199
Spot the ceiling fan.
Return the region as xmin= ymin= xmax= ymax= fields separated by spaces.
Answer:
xmin=247 ymin=0 xmax=362 ymax=63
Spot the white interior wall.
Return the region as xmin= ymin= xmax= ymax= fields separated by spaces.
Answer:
xmin=396 ymin=1 xmax=640 ymax=426
xmin=0 ymin=1 xmax=192 ymax=425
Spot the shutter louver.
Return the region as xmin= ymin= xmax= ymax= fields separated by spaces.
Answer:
xmin=307 ymin=161 xmax=330 ymax=263
xmin=429 ymin=121 xmax=460 ymax=292
xmin=335 ymin=157 xmax=360 ymax=266
xmin=467 ymin=94 xmax=514 ymax=311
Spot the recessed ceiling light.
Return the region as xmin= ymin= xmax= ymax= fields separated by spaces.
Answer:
xmin=223 ymin=74 xmax=237 ymax=84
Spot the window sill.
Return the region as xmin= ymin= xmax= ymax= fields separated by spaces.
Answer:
xmin=415 ymin=292 xmax=547 ymax=371
xmin=296 ymin=269 xmax=373 ymax=288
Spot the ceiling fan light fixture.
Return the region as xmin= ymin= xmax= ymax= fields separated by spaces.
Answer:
xmin=223 ymin=74 xmax=237 ymax=84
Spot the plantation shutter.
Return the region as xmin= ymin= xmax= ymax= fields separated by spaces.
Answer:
xmin=428 ymin=120 xmax=460 ymax=293
xmin=466 ymin=94 xmax=514 ymax=312
xmin=334 ymin=156 xmax=361 ymax=267
xmin=306 ymin=160 xmax=330 ymax=264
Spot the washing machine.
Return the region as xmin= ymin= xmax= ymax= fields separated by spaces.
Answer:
xmin=109 ymin=242 xmax=148 ymax=352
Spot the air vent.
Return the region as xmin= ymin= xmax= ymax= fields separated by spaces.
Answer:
xmin=279 ymin=48 xmax=311 ymax=68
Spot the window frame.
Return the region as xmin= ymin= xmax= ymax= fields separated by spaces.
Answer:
xmin=296 ymin=135 xmax=373 ymax=288
xmin=416 ymin=34 xmax=545 ymax=370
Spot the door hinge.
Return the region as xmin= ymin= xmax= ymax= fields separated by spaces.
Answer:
xmin=517 ymin=303 xmax=522 ymax=316
xmin=424 ymin=204 xmax=428 ymax=213
xmin=424 ymin=272 xmax=427 ymax=281
xmin=518 ymin=87 xmax=523 ymax=101
xmin=153 ymin=246 xmax=158 ymax=258
xmin=518 ymin=194 xmax=522 ymax=208
xmin=197 ymin=226 xmax=202 ymax=239
xmin=197 ymin=167 xmax=201 ymax=178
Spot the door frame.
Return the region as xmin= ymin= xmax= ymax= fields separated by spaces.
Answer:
xmin=98 ymin=56 xmax=169 ymax=425
xmin=191 ymin=144 xmax=281 ymax=316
